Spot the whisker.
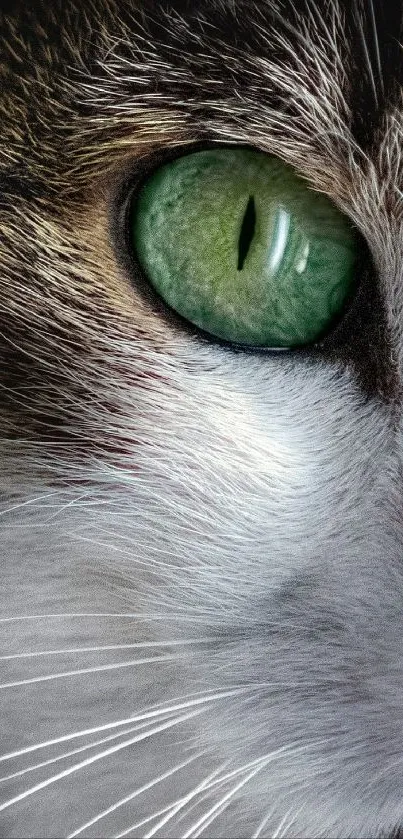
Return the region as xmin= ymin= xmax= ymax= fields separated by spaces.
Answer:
xmin=0 ymin=638 xmax=214 ymax=661
xmin=272 ymin=807 xmax=294 ymax=839
xmin=0 ymin=491 xmax=63 ymax=517
xmin=68 ymin=751 xmax=205 ymax=838
xmin=354 ymin=2 xmax=379 ymax=106
xmin=0 ymin=653 xmax=183 ymax=690
xmin=0 ymin=708 xmax=205 ymax=814
xmin=0 ymin=613 xmax=144 ymax=623
xmin=0 ymin=688 xmax=245 ymax=762
xmin=113 ymin=802 xmax=179 ymax=838
xmin=174 ymin=784 xmax=227 ymax=829
xmin=0 ymin=719 xmax=178 ymax=784
xmin=143 ymin=762 xmax=231 ymax=839
xmin=175 ymin=760 xmax=266 ymax=829
xmin=275 ymin=804 xmax=304 ymax=839
xmin=41 ymin=492 xmax=92 ymax=522
xmin=192 ymin=801 xmax=231 ymax=838
xmin=167 ymin=756 xmax=269 ymax=831
xmin=252 ymin=805 xmax=276 ymax=839
xmin=0 ymin=612 xmax=213 ymax=625
xmin=62 ymin=532 xmax=170 ymax=569
xmin=368 ymin=0 xmax=384 ymax=92
xmin=182 ymin=761 xmax=269 ymax=839
xmin=182 ymin=746 xmax=305 ymax=839
xmin=142 ymin=755 xmax=280 ymax=838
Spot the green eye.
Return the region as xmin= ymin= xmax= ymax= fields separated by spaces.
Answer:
xmin=131 ymin=148 xmax=358 ymax=347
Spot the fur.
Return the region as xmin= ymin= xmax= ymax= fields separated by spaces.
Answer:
xmin=1 ymin=1 xmax=403 ymax=836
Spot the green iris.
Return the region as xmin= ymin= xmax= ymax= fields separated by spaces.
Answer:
xmin=131 ymin=148 xmax=357 ymax=347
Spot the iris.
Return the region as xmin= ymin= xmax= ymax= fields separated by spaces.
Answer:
xmin=132 ymin=148 xmax=357 ymax=347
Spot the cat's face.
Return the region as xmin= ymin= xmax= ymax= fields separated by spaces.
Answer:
xmin=2 ymin=1 xmax=403 ymax=836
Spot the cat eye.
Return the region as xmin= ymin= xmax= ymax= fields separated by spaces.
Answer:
xmin=130 ymin=148 xmax=358 ymax=348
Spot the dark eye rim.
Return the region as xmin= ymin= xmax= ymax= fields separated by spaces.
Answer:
xmin=111 ymin=141 xmax=375 ymax=358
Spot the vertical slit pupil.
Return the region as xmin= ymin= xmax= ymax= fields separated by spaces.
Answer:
xmin=237 ymin=195 xmax=256 ymax=271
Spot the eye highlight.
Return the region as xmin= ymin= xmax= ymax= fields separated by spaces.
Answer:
xmin=131 ymin=148 xmax=358 ymax=348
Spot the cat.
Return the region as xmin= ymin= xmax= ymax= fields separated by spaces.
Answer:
xmin=1 ymin=0 xmax=403 ymax=836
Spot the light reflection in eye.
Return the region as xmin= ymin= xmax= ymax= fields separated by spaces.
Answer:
xmin=268 ymin=208 xmax=290 ymax=275
xmin=295 ymin=242 xmax=310 ymax=275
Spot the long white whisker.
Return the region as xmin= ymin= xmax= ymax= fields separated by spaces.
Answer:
xmin=174 ymin=784 xmax=226 ymax=829
xmin=355 ymin=3 xmax=378 ymax=106
xmin=192 ymin=801 xmax=231 ymax=838
xmin=41 ymin=492 xmax=92 ymax=522
xmin=274 ymin=804 xmax=304 ymax=839
xmin=253 ymin=805 xmax=276 ymax=838
xmin=0 ymin=688 xmax=245 ymax=763
xmin=113 ymin=802 xmax=179 ymax=838
xmin=0 ymin=612 xmax=211 ymax=625
xmin=179 ymin=754 xmax=277 ymax=800
xmin=143 ymin=762 xmax=231 ymax=839
xmin=68 ymin=751 xmax=205 ymax=838
xmin=368 ymin=0 xmax=384 ymax=92
xmin=142 ymin=754 xmax=280 ymax=838
xmin=0 ymin=708 xmax=204 ymax=814
xmin=272 ymin=807 xmax=294 ymax=839
xmin=103 ymin=754 xmax=271 ymax=837
xmin=183 ymin=762 xmax=268 ymax=839
xmin=0 ymin=638 xmax=214 ymax=661
xmin=170 ymin=755 xmax=274 ymax=833
xmin=0 ymin=613 xmax=144 ymax=623
xmin=174 ymin=764 xmax=259 ymax=829
xmin=0 ymin=653 xmax=182 ymax=690
xmin=0 ymin=719 xmax=178 ymax=784
xmin=182 ymin=746 xmax=304 ymax=839
xmin=61 ymin=532 xmax=168 ymax=568
xmin=0 ymin=491 xmax=63 ymax=517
